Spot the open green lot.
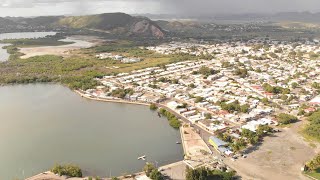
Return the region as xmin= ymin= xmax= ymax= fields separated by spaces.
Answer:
xmin=305 ymin=168 xmax=320 ymax=180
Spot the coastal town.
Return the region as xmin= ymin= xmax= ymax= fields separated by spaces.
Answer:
xmin=62 ymin=39 xmax=320 ymax=179
xmin=3 ymin=1 xmax=320 ymax=179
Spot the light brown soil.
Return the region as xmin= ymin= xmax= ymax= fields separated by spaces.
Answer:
xmin=19 ymin=36 xmax=103 ymax=59
xmin=225 ymin=121 xmax=319 ymax=180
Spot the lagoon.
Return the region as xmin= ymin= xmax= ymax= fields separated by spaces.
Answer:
xmin=0 ymin=32 xmax=57 ymax=62
xmin=0 ymin=84 xmax=183 ymax=179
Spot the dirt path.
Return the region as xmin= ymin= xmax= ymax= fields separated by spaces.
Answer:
xmin=225 ymin=121 xmax=319 ymax=180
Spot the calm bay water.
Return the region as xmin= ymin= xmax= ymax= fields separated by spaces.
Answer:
xmin=0 ymin=32 xmax=57 ymax=62
xmin=0 ymin=84 xmax=183 ymax=179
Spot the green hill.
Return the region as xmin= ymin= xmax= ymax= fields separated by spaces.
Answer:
xmin=57 ymin=13 xmax=165 ymax=38
xmin=2 ymin=13 xmax=165 ymax=38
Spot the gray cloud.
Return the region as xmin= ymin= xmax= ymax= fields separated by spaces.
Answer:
xmin=0 ymin=0 xmax=319 ymax=16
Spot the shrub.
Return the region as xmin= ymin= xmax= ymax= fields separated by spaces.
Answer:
xmin=51 ymin=164 xmax=82 ymax=177
xmin=277 ymin=113 xmax=298 ymax=125
xmin=150 ymin=103 xmax=158 ymax=111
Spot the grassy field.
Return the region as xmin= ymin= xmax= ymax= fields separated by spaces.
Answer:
xmin=305 ymin=168 xmax=320 ymax=180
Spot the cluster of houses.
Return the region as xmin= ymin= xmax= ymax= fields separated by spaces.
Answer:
xmin=83 ymin=40 xmax=320 ymax=157
xmin=96 ymin=53 xmax=141 ymax=63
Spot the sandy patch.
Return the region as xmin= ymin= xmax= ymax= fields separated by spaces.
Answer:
xmin=181 ymin=125 xmax=212 ymax=157
xmin=19 ymin=36 xmax=102 ymax=59
xmin=225 ymin=121 xmax=319 ymax=180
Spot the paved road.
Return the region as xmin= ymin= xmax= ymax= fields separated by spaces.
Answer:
xmin=157 ymin=103 xmax=225 ymax=159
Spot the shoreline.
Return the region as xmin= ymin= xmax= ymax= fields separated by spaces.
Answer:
xmin=74 ymin=90 xmax=151 ymax=107
xmin=26 ymin=161 xmax=185 ymax=180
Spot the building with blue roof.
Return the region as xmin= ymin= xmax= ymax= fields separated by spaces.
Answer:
xmin=208 ymin=136 xmax=229 ymax=154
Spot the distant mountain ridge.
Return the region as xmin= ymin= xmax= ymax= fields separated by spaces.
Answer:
xmin=58 ymin=13 xmax=165 ymax=38
xmin=0 ymin=13 xmax=165 ymax=38
xmin=139 ymin=12 xmax=320 ymax=24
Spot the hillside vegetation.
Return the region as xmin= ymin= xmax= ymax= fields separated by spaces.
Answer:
xmin=58 ymin=13 xmax=134 ymax=30
xmin=0 ymin=13 xmax=165 ymax=38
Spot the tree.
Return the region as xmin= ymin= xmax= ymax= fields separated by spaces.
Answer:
xmin=144 ymin=163 xmax=164 ymax=180
xmin=248 ymin=135 xmax=259 ymax=145
xmin=172 ymin=79 xmax=179 ymax=84
xmin=261 ymin=98 xmax=269 ymax=104
xmin=177 ymin=103 xmax=188 ymax=108
xmin=219 ymin=101 xmax=250 ymax=113
xmin=189 ymin=83 xmax=196 ymax=88
xmin=231 ymin=138 xmax=247 ymax=152
xmin=221 ymin=61 xmax=232 ymax=68
xmin=143 ymin=163 xmax=155 ymax=177
xmin=51 ymin=164 xmax=82 ymax=177
xmin=205 ymin=113 xmax=212 ymax=119
xmin=150 ymin=103 xmax=158 ymax=111
xmin=169 ymin=118 xmax=182 ymax=129
xmin=241 ymin=129 xmax=256 ymax=139
xmin=281 ymin=94 xmax=288 ymax=101
xmin=277 ymin=113 xmax=298 ymax=125
xmin=222 ymin=133 xmax=233 ymax=143
xmin=256 ymin=125 xmax=273 ymax=137
xmin=312 ymin=82 xmax=320 ymax=89
xmin=158 ymin=108 xmax=181 ymax=129
xmin=195 ymin=96 xmax=204 ymax=103
xmin=306 ymin=154 xmax=320 ymax=171
xmin=186 ymin=167 xmax=235 ymax=180
xmin=234 ymin=68 xmax=248 ymax=78
xmin=240 ymin=104 xmax=250 ymax=113
xmin=262 ymin=83 xmax=290 ymax=94
xmin=150 ymin=169 xmax=164 ymax=180
xmin=304 ymin=110 xmax=320 ymax=141
xmin=291 ymin=82 xmax=298 ymax=89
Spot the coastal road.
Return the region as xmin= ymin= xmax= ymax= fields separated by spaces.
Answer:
xmin=157 ymin=103 xmax=213 ymax=141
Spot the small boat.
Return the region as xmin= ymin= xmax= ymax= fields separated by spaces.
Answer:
xmin=176 ymin=141 xmax=181 ymax=144
xmin=138 ymin=155 xmax=146 ymax=161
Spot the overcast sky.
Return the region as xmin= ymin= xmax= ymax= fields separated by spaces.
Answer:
xmin=0 ymin=0 xmax=320 ymax=17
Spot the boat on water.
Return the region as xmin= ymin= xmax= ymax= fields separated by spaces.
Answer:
xmin=138 ymin=155 xmax=146 ymax=161
xmin=176 ymin=141 xmax=181 ymax=144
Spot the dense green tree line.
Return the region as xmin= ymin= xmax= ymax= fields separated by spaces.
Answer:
xmin=0 ymin=53 xmax=102 ymax=90
xmin=159 ymin=108 xmax=181 ymax=129
xmin=225 ymin=125 xmax=273 ymax=152
xmin=111 ymin=88 xmax=134 ymax=98
xmin=262 ymin=83 xmax=290 ymax=94
xmin=193 ymin=66 xmax=219 ymax=76
xmin=217 ymin=100 xmax=250 ymax=113
xmin=304 ymin=110 xmax=320 ymax=141
xmin=186 ymin=167 xmax=235 ymax=180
